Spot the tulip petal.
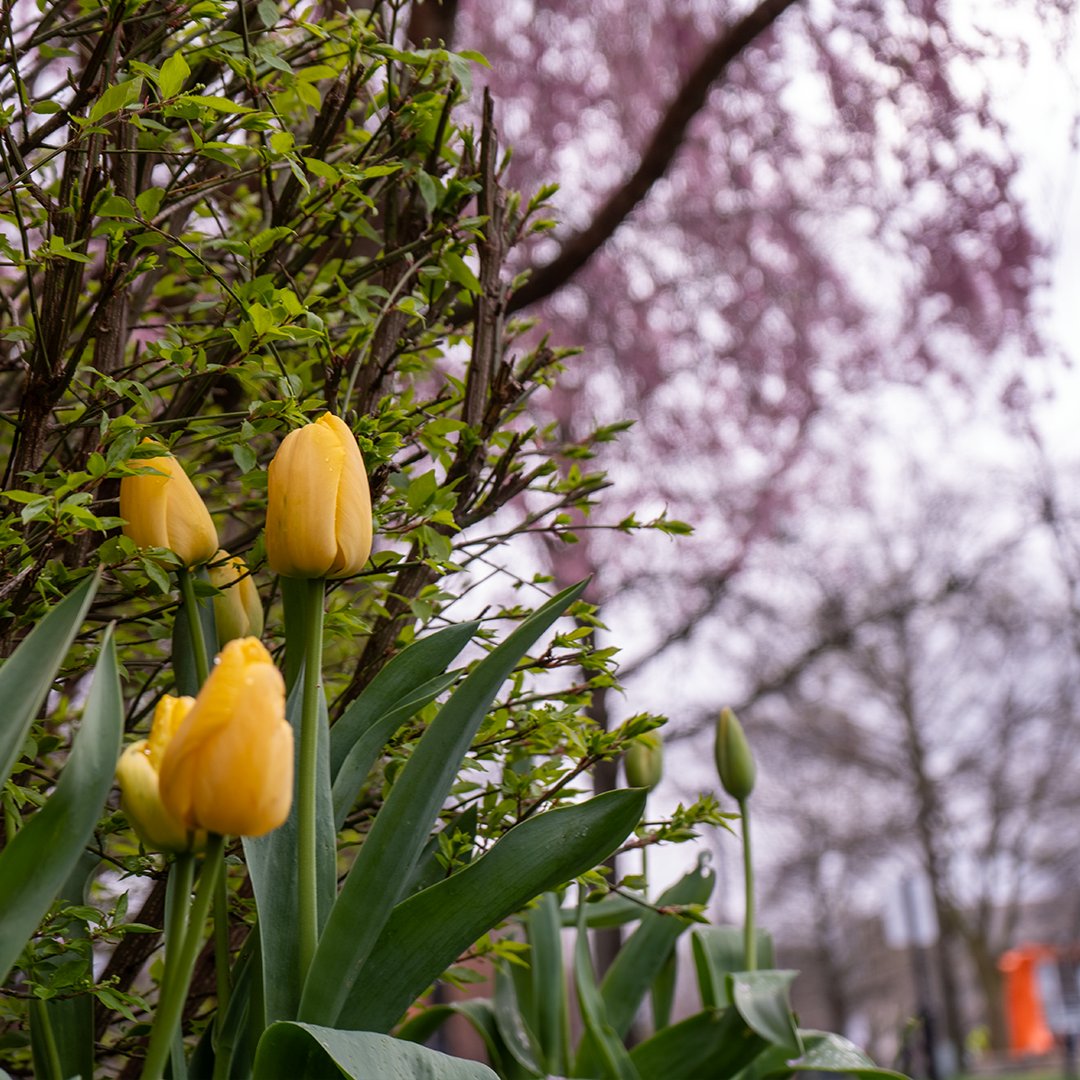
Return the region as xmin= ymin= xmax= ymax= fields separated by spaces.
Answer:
xmin=117 ymin=740 xmax=192 ymax=852
xmin=267 ymin=422 xmax=343 ymax=578
xmin=120 ymin=459 xmax=172 ymax=550
xmin=323 ymin=415 xmax=373 ymax=578
xmin=120 ymin=447 xmax=218 ymax=566
xmin=159 ymin=638 xmax=292 ymax=838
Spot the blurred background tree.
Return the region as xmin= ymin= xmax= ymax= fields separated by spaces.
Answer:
xmin=406 ymin=0 xmax=1080 ymax=1065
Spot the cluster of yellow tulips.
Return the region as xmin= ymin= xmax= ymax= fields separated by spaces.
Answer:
xmin=115 ymin=413 xmax=372 ymax=849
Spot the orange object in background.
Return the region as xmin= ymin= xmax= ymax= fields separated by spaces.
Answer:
xmin=999 ymin=944 xmax=1058 ymax=1056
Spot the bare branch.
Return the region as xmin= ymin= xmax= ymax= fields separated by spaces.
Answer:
xmin=507 ymin=0 xmax=803 ymax=313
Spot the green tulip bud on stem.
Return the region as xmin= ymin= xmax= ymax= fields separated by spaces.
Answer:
xmin=624 ymin=731 xmax=663 ymax=791
xmin=715 ymin=706 xmax=756 ymax=801
xmin=265 ymin=413 xmax=373 ymax=981
xmin=715 ymin=707 xmax=758 ymax=971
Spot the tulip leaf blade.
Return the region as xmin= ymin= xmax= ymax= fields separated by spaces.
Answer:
xmin=244 ymin=676 xmax=335 ymax=1023
xmin=252 ymin=1022 xmax=498 ymax=1080
xmin=627 ymin=1007 xmax=769 ymax=1079
xmin=335 ymin=788 xmax=646 ymax=1033
xmin=573 ymin=861 xmax=714 ymax=1077
xmin=300 ymin=580 xmax=589 ymax=1026
xmin=0 ymin=571 xmax=99 ymax=787
xmin=331 ymin=668 xmax=461 ymax=829
xmin=691 ymin=925 xmax=775 ymax=1008
xmin=756 ymin=1030 xmax=909 ymax=1079
xmin=328 ymin=619 xmax=479 ymax=780
xmin=573 ymin=897 xmax=640 ymax=1080
xmin=0 ymin=627 xmax=122 ymax=984
xmin=729 ymin=969 xmax=803 ymax=1057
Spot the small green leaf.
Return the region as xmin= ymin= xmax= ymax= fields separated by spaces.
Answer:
xmin=182 ymin=94 xmax=253 ymax=114
xmin=159 ymin=52 xmax=190 ymax=99
xmin=443 ymin=251 xmax=482 ymax=294
xmin=88 ymin=77 xmax=142 ymax=122
xmin=135 ymin=188 xmax=165 ymax=219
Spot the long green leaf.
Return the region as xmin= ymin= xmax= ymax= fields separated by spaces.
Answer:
xmin=628 ymin=1007 xmax=769 ymax=1079
xmin=527 ymin=891 xmax=567 ymax=1074
xmin=243 ymin=675 xmax=335 ymax=1023
xmin=397 ymin=1001 xmax=523 ymax=1080
xmin=754 ymin=1030 xmax=909 ymax=1079
xmin=331 ymin=668 xmax=460 ymax=829
xmin=300 ymin=582 xmax=588 ymax=1025
xmin=0 ymin=628 xmax=122 ymax=984
xmin=252 ymin=1022 xmax=498 ymax=1080
xmin=493 ymin=963 xmax=544 ymax=1077
xmin=573 ymin=902 xmax=639 ymax=1080
xmin=403 ymin=804 xmax=478 ymax=897
xmin=692 ymin=925 xmax=775 ymax=1008
xmin=337 ymin=788 xmax=646 ymax=1033
xmin=601 ymin=861 xmax=714 ymax=1034
xmin=651 ymin=946 xmax=677 ymax=1031
xmin=729 ymin=970 xmax=802 ymax=1057
xmin=329 ymin=620 xmax=478 ymax=778
xmin=0 ymin=572 xmax=99 ymax=786
xmin=574 ymin=861 xmax=714 ymax=1077
xmin=29 ymin=852 xmax=98 ymax=1080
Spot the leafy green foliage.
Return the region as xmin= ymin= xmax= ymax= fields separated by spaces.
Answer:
xmin=0 ymin=3 xmax=736 ymax=1076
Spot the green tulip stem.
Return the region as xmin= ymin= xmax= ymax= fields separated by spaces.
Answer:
xmin=213 ymin=863 xmax=232 ymax=1039
xmin=163 ymin=853 xmax=195 ymax=1079
xmin=642 ymin=837 xmax=649 ymax=894
xmin=739 ymin=796 xmax=756 ymax=972
xmin=29 ymin=999 xmax=63 ymax=1080
xmin=141 ymin=834 xmax=226 ymax=1080
xmin=178 ymin=568 xmax=210 ymax=686
xmin=297 ymin=576 xmax=326 ymax=982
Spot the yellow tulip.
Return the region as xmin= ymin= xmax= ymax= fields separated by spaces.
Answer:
xmin=159 ymin=637 xmax=292 ymax=837
xmin=265 ymin=413 xmax=372 ymax=579
xmin=116 ymin=695 xmax=205 ymax=853
xmin=208 ymin=550 xmax=264 ymax=643
xmin=120 ymin=441 xmax=218 ymax=567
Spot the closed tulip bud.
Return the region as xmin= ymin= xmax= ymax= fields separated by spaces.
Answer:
xmin=624 ymin=731 xmax=663 ymax=791
xmin=209 ymin=551 xmax=264 ymax=643
xmin=120 ymin=441 xmax=218 ymax=567
xmin=265 ymin=413 xmax=373 ymax=579
xmin=116 ymin=695 xmax=205 ymax=853
xmin=715 ymin=707 xmax=756 ymax=801
xmin=159 ymin=637 xmax=292 ymax=837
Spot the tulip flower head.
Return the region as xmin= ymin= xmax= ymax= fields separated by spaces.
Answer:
xmin=116 ymin=695 xmax=204 ymax=853
xmin=209 ymin=550 xmax=264 ymax=643
xmin=624 ymin=731 xmax=664 ymax=791
xmin=159 ymin=638 xmax=292 ymax=838
xmin=265 ymin=413 xmax=373 ymax=579
xmin=715 ymin=707 xmax=756 ymax=801
xmin=120 ymin=441 xmax=218 ymax=567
